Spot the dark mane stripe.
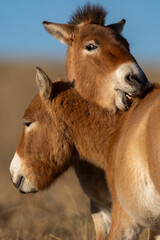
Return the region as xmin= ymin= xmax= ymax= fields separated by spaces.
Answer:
xmin=68 ymin=3 xmax=107 ymax=26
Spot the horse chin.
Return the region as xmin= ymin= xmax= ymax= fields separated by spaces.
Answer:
xmin=19 ymin=188 xmax=38 ymax=194
xmin=18 ymin=177 xmax=38 ymax=194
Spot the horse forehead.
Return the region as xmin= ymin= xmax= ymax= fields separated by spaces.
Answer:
xmin=77 ymin=24 xmax=116 ymax=43
xmin=24 ymin=94 xmax=46 ymax=120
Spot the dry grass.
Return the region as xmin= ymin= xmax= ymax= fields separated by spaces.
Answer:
xmin=0 ymin=170 xmax=94 ymax=240
xmin=0 ymin=59 xmax=159 ymax=239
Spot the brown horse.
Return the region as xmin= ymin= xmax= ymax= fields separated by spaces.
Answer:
xmin=43 ymin=4 xmax=148 ymax=112
xmin=43 ymin=4 xmax=149 ymax=238
xmin=10 ymin=68 xmax=160 ymax=239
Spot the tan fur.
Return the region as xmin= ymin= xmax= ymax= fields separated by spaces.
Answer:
xmin=105 ymin=85 xmax=160 ymax=239
xmin=13 ymin=75 xmax=122 ymax=189
xmin=148 ymin=230 xmax=160 ymax=240
xmin=10 ymin=68 xmax=160 ymax=239
xmin=65 ymin=23 xmax=134 ymax=111
xmin=43 ymin=4 xmax=148 ymax=112
xmin=43 ymin=4 xmax=149 ymax=239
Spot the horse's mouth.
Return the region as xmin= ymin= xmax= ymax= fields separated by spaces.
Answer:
xmin=123 ymin=91 xmax=133 ymax=109
xmin=125 ymin=92 xmax=133 ymax=101
xmin=114 ymin=89 xmax=134 ymax=111
xmin=18 ymin=177 xmax=38 ymax=194
xmin=124 ymin=92 xmax=134 ymax=101
xmin=10 ymin=174 xmax=38 ymax=194
xmin=124 ymin=81 xmax=150 ymax=105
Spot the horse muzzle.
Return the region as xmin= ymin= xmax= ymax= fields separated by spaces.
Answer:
xmin=9 ymin=153 xmax=37 ymax=194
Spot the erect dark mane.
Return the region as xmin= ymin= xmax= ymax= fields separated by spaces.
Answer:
xmin=68 ymin=3 xmax=107 ymax=26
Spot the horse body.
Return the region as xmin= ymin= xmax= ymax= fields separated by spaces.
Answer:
xmin=9 ymin=69 xmax=160 ymax=239
xmin=105 ymin=87 xmax=160 ymax=239
xmin=43 ymin=4 xmax=149 ymax=238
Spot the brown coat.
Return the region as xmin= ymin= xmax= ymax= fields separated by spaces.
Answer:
xmin=10 ymin=69 xmax=159 ymax=239
xmin=43 ymin=4 xmax=149 ymax=239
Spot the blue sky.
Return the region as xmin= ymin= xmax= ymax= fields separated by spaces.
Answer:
xmin=1 ymin=0 xmax=160 ymax=63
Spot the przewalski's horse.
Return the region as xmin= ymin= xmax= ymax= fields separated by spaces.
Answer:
xmin=10 ymin=68 xmax=160 ymax=240
xmin=43 ymin=4 xmax=149 ymax=239
xmin=9 ymin=68 xmax=122 ymax=193
xmin=43 ymin=4 xmax=148 ymax=112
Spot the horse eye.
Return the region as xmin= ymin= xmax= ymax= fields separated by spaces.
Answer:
xmin=85 ymin=43 xmax=98 ymax=51
xmin=24 ymin=121 xmax=32 ymax=127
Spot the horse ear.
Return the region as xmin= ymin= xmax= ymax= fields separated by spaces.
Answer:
xmin=36 ymin=67 xmax=52 ymax=99
xmin=107 ymin=19 xmax=126 ymax=34
xmin=43 ymin=21 xmax=78 ymax=45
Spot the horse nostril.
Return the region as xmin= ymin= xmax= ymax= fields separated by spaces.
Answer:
xmin=125 ymin=73 xmax=149 ymax=85
xmin=131 ymin=74 xmax=142 ymax=84
xmin=125 ymin=74 xmax=132 ymax=83
xmin=13 ymin=175 xmax=24 ymax=189
xmin=125 ymin=74 xmax=137 ymax=83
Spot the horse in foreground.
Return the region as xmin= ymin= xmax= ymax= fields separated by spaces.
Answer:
xmin=43 ymin=4 xmax=149 ymax=238
xmin=10 ymin=68 xmax=160 ymax=239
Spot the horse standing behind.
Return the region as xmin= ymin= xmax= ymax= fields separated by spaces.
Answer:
xmin=10 ymin=68 xmax=160 ymax=239
xmin=43 ymin=4 xmax=149 ymax=239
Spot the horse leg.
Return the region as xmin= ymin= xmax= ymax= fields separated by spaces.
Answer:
xmin=90 ymin=200 xmax=111 ymax=240
xmin=107 ymin=200 xmax=142 ymax=240
xmin=74 ymin=161 xmax=112 ymax=239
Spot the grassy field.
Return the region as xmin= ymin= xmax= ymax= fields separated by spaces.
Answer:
xmin=0 ymin=59 xmax=159 ymax=239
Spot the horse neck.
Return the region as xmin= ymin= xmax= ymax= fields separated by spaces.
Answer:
xmin=54 ymin=88 xmax=122 ymax=169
